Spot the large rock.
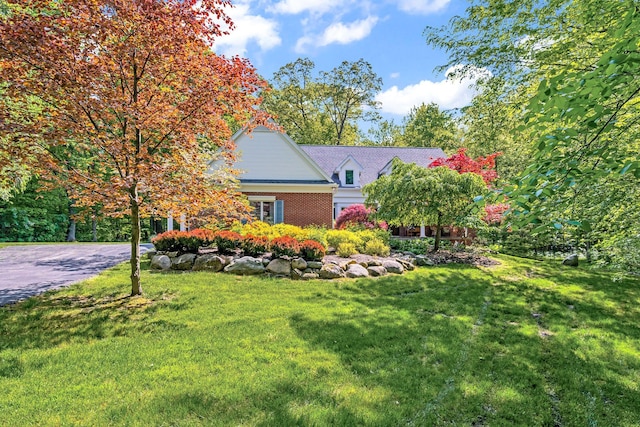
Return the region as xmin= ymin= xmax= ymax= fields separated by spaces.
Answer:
xmin=267 ymin=258 xmax=292 ymax=276
xmin=340 ymin=259 xmax=357 ymax=270
xmin=150 ymin=255 xmax=171 ymax=271
xmin=307 ymin=261 xmax=323 ymax=269
xmin=346 ymin=263 xmax=369 ymax=278
xmin=302 ymin=272 xmax=320 ymax=280
xmin=382 ymin=260 xmax=404 ymax=274
xmin=291 ymin=268 xmax=304 ymax=280
xmin=415 ymin=255 xmax=435 ymax=267
xmin=172 ymin=253 xmax=197 ymax=271
xmin=396 ymin=257 xmax=415 ymax=271
xmin=367 ymin=266 xmax=387 ymax=277
xmin=192 ymin=254 xmax=225 ymax=272
xmin=224 ymin=256 xmax=265 ymax=275
xmin=562 ymin=254 xmax=579 ymax=267
xmin=291 ymin=258 xmax=308 ymax=270
xmin=319 ymin=263 xmax=346 ymax=279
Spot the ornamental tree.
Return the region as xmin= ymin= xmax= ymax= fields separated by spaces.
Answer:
xmin=0 ymin=0 xmax=270 ymax=295
xmin=429 ymin=148 xmax=501 ymax=185
xmin=335 ymin=204 xmax=387 ymax=230
xmin=363 ymin=159 xmax=486 ymax=251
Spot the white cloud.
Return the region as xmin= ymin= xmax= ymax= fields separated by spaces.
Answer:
xmin=269 ymin=0 xmax=348 ymax=15
xmin=376 ymin=66 xmax=490 ymax=115
xmin=318 ymin=16 xmax=379 ymax=46
xmin=295 ymin=16 xmax=378 ymax=52
xmin=394 ymin=0 xmax=451 ymax=14
xmin=213 ymin=3 xmax=281 ymax=57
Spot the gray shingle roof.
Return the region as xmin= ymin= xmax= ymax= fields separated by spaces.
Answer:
xmin=299 ymin=145 xmax=447 ymax=186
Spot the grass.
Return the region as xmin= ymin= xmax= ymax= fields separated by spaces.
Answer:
xmin=1 ymin=255 xmax=638 ymax=426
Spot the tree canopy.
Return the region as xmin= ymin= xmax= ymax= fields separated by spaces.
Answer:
xmin=363 ymin=160 xmax=486 ymax=251
xmin=263 ymin=58 xmax=382 ymax=145
xmin=0 ymin=0 xmax=270 ymax=294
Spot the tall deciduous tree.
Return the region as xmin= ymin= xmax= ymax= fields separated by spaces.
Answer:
xmin=363 ymin=160 xmax=486 ymax=251
xmin=398 ymin=102 xmax=459 ymax=152
xmin=263 ymin=58 xmax=382 ymax=145
xmin=0 ymin=0 xmax=269 ymax=295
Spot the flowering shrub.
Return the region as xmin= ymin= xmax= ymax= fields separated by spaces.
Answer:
xmin=299 ymin=239 xmax=326 ymax=260
xmin=242 ymin=234 xmax=270 ymax=256
xmin=151 ymin=229 xmax=214 ymax=253
xmin=483 ymin=203 xmax=510 ymax=225
xmin=270 ymin=236 xmax=301 ymax=258
xmin=335 ymin=204 xmax=388 ymax=230
xmin=213 ymin=230 xmax=243 ymax=254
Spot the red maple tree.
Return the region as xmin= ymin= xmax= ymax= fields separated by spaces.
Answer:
xmin=0 ymin=0 xmax=270 ymax=295
xmin=430 ymin=148 xmax=501 ymax=185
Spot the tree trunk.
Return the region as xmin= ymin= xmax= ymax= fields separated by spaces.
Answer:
xmin=130 ymin=186 xmax=142 ymax=296
xmin=433 ymin=212 xmax=443 ymax=252
xmin=66 ymin=202 xmax=76 ymax=241
xmin=91 ymin=217 xmax=97 ymax=242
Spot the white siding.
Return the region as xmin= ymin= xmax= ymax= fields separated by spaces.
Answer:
xmin=233 ymin=129 xmax=328 ymax=181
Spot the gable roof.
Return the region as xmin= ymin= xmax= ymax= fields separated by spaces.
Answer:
xmin=299 ymin=145 xmax=447 ymax=186
xmin=230 ymin=125 xmax=335 ymax=185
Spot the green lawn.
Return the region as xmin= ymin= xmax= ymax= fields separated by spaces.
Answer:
xmin=1 ymin=255 xmax=638 ymax=426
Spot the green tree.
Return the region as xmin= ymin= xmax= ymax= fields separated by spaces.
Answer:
xmin=263 ymin=58 xmax=382 ymax=145
xmin=398 ymin=102 xmax=459 ymax=152
xmin=363 ymin=160 xmax=486 ymax=251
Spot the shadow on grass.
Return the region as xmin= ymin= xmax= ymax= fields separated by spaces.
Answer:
xmin=0 ymin=290 xmax=187 ymax=352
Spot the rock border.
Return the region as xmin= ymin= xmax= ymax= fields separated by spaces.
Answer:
xmin=148 ymin=249 xmax=498 ymax=280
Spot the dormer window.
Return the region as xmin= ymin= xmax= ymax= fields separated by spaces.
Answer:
xmin=345 ymin=170 xmax=354 ymax=185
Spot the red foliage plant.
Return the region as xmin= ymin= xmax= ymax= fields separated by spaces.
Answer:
xmin=242 ymin=234 xmax=270 ymax=256
xmin=483 ymin=203 xmax=510 ymax=225
xmin=270 ymin=236 xmax=301 ymax=258
xmin=335 ymin=204 xmax=388 ymax=230
xmin=152 ymin=229 xmax=212 ymax=253
xmin=299 ymin=239 xmax=326 ymax=261
xmin=213 ymin=230 xmax=243 ymax=254
xmin=430 ymin=148 xmax=501 ymax=185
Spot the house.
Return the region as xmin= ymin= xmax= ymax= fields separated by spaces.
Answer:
xmin=169 ymin=125 xmax=447 ymax=232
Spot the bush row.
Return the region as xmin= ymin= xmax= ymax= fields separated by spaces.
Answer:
xmin=152 ymin=222 xmax=392 ymax=259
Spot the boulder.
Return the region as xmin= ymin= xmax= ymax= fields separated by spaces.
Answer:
xmin=307 ymin=261 xmax=323 ymax=269
xmin=145 ymin=250 xmax=157 ymax=259
xmin=171 ymin=253 xmax=197 ymax=271
xmin=150 ymin=255 xmax=171 ymax=271
xmin=319 ymin=263 xmax=346 ymax=279
xmin=224 ymin=256 xmax=265 ymax=275
xmin=382 ymin=260 xmax=404 ymax=274
xmin=397 ymin=257 xmax=415 ymax=271
xmin=291 ymin=268 xmax=304 ymax=280
xmin=267 ymin=258 xmax=292 ymax=276
xmin=367 ymin=266 xmax=387 ymax=277
xmin=291 ymin=258 xmax=308 ymax=270
xmin=340 ymin=259 xmax=357 ymax=270
xmin=192 ymin=254 xmax=225 ymax=272
xmin=562 ymin=254 xmax=579 ymax=267
xmin=302 ymin=272 xmax=320 ymax=280
xmin=367 ymin=259 xmax=382 ymax=267
xmin=415 ymin=255 xmax=435 ymax=267
xmin=346 ymin=264 xmax=369 ymax=278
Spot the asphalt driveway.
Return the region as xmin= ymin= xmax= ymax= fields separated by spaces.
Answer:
xmin=0 ymin=243 xmax=151 ymax=306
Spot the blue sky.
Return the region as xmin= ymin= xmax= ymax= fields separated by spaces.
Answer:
xmin=212 ymin=0 xmax=482 ymax=120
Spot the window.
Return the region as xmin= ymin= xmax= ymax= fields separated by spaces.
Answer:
xmin=345 ymin=170 xmax=354 ymax=185
xmin=248 ymin=196 xmax=284 ymax=224
xmin=250 ymin=201 xmax=274 ymax=224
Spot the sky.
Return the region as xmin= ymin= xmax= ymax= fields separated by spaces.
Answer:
xmin=211 ymin=0 xmax=480 ymax=120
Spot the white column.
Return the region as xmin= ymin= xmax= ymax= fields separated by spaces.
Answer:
xmin=167 ymin=216 xmax=174 ymax=231
xmin=420 ymin=225 xmax=426 ymax=238
xmin=179 ymin=214 xmax=186 ymax=231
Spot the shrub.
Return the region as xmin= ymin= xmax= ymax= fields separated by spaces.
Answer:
xmin=364 ymin=238 xmax=390 ymax=256
xmin=335 ymin=204 xmax=388 ymax=230
xmin=242 ymin=234 xmax=270 ymax=256
xmin=389 ymin=237 xmax=434 ymax=254
xmin=336 ymin=242 xmax=357 ymax=257
xmin=214 ymin=230 xmax=243 ymax=254
xmin=151 ymin=229 xmax=214 ymax=253
xmin=326 ymin=229 xmax=362 ymax=251
xmin=299 ymin=239 xmax=326 ymax=260
xmin=270 ymin=236 xmax=301 ymax=258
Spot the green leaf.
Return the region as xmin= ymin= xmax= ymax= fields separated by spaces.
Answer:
xmin=553 ymin=222 xmax=563 ymax=230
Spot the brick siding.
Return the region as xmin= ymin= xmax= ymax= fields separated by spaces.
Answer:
xmin=244 ymin=192 xmax=333 ymax=228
